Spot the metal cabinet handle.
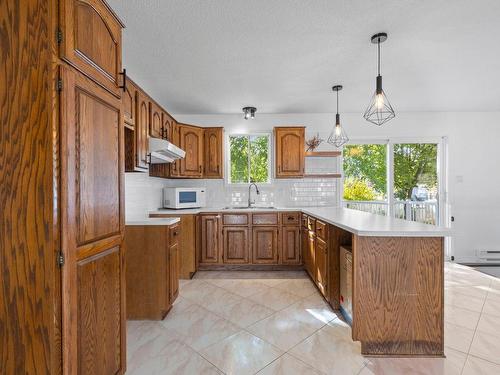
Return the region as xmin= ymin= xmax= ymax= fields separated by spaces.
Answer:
xmin=119 ymin=68 xmax=127 ymax=92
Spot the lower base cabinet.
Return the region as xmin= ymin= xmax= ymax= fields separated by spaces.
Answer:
xmin=315 ymin=237 xmax=328 ymax=296
xmin=252 ymin=226 xmax=279 ymax=264
xmin=281 ymin=226 xmax=301 ymax=264
xmin=223 ymin=227 xmax=250 ymax=263
xmin=124 ymin=223 xmax=180 ymax=320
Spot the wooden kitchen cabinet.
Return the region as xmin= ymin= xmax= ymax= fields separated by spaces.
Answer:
xmin=123 ymin=80 xmax=136 ymax=127
xmin=149 ymin=101 xmax=164 ymax=138
xmin=135 ymin=89 xmax=150 ymax=170
xmin=223 ymin=227 xmax=249 ymax=264
xmin=281 ymin=226 xmax=301 ymax=265
xmin=252 ymin=227 xmax=279 ymax=264
xmin=274 ymin=127 xmax=305 ymax=178
xmin=125 ymin=223 xmax=180 ymax=320
xmin=204 ymin=127 xmax=224 ymax=178
xmin=315 ymin=237 xmax=328 ymax=297
xmin=199 ymin=214 xmax=222 ymax=264
xmin=59 ymin=0 xmax=124 ymax=97
xmin=60 ymin=66 xmax=125 ymax=374
xmin=307 ymin=230 xmax=316 ymax=278
xmin=179 ymin=123 xmax=204 ymax=178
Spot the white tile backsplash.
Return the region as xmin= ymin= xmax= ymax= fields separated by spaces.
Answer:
xmin=125 ymin=172 xmax=338 ymax=219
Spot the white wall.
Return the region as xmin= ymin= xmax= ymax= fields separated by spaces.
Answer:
xmin=125 ymin=111 xmax=500 ymax=263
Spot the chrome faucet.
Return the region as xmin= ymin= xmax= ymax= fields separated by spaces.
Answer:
xmin=248 ymin=183 xmax=260 ymax=207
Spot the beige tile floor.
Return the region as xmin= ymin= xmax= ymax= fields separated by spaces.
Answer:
xmin=127 ymin=263 xmax=500 ymax=374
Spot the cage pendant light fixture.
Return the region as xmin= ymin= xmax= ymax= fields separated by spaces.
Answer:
xmin=363 ymin=32 xmax=395 ymax=126
xmin=242 ymin=106 xmax=256 ymax=120
xmin=327 ymin=85 xmax=349 ymax=147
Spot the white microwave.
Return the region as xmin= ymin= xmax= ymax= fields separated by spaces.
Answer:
xmin=163 ymin=187 xmax=206 ymax=209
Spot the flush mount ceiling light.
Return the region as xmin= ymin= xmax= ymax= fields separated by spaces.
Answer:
xmin=363 ymin=32 xmax=395 ymax=126
xmin=327 ymin=85 xmax=349 ymax=148
xmin=242 ymin=106 xmax=257 ymax=120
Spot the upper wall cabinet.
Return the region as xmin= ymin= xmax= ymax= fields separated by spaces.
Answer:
xmin=123 ymin=80 xmax=136 ymax=127
xmin=274 ymin=127 xmax=305 ymax=178
xmin=135 ymin=89 xmax=150 ymax=170
xmin=203 ymin=127 xmax=224 ymax=179
xmin=59 ymin=0 xmax=125 ymax=97
xmin=178 ymin=124 xmax=204 ymax=178
xmin=149 ymin=101 xmax=164 ymax=139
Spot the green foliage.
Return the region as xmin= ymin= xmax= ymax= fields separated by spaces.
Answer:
xmin=394 ymin=144 xmax=437 ymax=200
xmin=343 ymin=144 xmax=387 ymax=199
xmin=343 ymin=143 xmax=438 ymax=202
xmin=229 ymin=135 xmax=269 ymax=183
xmin=343 ymin=178 xmax=377 ymax=201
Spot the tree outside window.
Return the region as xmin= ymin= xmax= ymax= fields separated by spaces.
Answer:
xmin=229 ymin=134 xmax=270 ymax=184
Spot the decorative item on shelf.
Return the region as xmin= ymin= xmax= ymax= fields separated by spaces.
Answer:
xmin=363 ymin=32 xmax=396 ymax=126
xmin=327 ymin=85 xmax=349 ymax=147
xmin=242 ymin=106 xmax=257 ymax=120
xmin=306 ymin=133 xmax=324 ymax=152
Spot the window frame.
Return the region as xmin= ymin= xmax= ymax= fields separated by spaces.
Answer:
xmin=225 ymin=132 xmax=273 ymax=186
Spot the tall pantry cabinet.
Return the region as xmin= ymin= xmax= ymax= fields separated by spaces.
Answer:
xmin=1 ymin=0 xmax=126 ymax=374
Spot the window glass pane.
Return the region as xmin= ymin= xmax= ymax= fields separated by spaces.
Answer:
xmin=393 ymin=143 xmax=438 ymax=225
xmin=343 ymin=144 xmax=387 ymax=215
xmin=229 ymin=136 xmax=249 ymax=183
xmin=249 ymin=135 xmax=269 ymax=183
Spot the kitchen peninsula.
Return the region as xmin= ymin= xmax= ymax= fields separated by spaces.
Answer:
xmin=149 ymin=206 xmax=448 ymax=357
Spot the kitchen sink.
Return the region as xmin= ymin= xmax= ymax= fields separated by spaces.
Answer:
xmin=222 ymin=206 xmax=277 ymax=210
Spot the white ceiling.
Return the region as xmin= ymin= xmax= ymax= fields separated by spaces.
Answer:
xmin=108 ymin=0 xmax=500 ymax=114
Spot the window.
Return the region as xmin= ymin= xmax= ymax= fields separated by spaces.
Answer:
xmin=228 ymin=134 xmax=270 ymax=184
xmin=343 ymin=140 xmax=443 ymax=225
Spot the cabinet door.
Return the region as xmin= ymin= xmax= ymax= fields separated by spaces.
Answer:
xmin=204 ymin=127 xmax=223 ymax=178
xmin=163 ymin=112 xmax=175 ymax=142
xmin=149 ymin=101 xmax=163 ymax=138
xmin=316 ymin=238 xmax=328 ymax=297
xmin=59 ymin=0 xmax=124 ymax=97
xmin=275 ymin=127 xmax=305 ymax=178
xmin=179 ymin=124 xmax=203 ymax=177
xmin=281 ymin=226 xmax=301 ymax=265
xmin=223 ymin=227 xmax=249 ymax=264
xmin=169 ymin=242 xmax=179 ymax=303
xmin=200 ymin=215 xmax=222 ymax=264
xmin=302 ymin=229 xmax=309 ymax=270
xmin=307 ymin=231 xmax=316 ymax=279
xmin=123 ymin=81 xmax=136 ymax=126
xmin=60 ymin=67 xmax=125 ymax=375
xmin=135 ymin=90 xmax=149 ymax=170
xmin=169 ymin=123 xmax=181 ymax=177
xmin=252 ymin=227 xmax=279 ymax=264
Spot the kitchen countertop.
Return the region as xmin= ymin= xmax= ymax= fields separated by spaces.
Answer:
xmin=149 ymin=206 xmax=449 ymax=237
xmin=126 ymin=217 xmax=180 ymax=226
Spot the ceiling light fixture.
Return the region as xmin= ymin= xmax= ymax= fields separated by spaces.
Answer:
xmin=327 ymin=85 xmax=349 ymax=147
xmin=242 ymin=106 xmax=256 ymax=120
xmin=363 ymin=32 xmax=395 ymax=126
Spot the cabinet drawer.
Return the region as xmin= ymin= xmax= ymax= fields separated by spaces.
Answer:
xmin=302 ymin=214 xmax=308 ymax=228
xmin=307 ymin=216 xmax=316 ymax=232
xmin=252 ymin=213 xmax=278 ymax=225
xmin=222 ymin=214 xmax=249 ymax=225
xmin=169 ymin=224 xmax=180 ymax=245
xmin=282 ymin=212 xmax=300 ymax=226
xmin=315 ymin=220 xmax=328 ymax=241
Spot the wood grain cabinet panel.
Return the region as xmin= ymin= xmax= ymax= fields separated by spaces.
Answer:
xmin=282 ymin=212 xmax=300 ymax=226
xmin=274 ymin=127 xmax=305 ymax=178
xmin=60 ymin=66 xmax=125 ymax=375
xmin=135 ymin=89 xmax=150 ymax=170
xmin=252 ymin=213 xmax=279 ymax=225
xmin=169 ymin=241 xmax=180 ymax=303
xmin=59 ymin=0 xmax=124 ymax=97
xmin=122 ymin=81 xmax=136 ymax=126
xmin=315 ymin=238 xmax=328 ymax=297
xmin=223 ymin=227 xmax=249 ymax=264
xmin=200 ymin=214 xmax=222 ymax=264
xmin=315 ymin=220 xmax=328 ymax=241
xmin=77 ymin=247 xmax=122 ymax=375
xmin=223 ymin=214 xmax=249 ymax=226
xmin=149 ymin=101 xmax=163 ymax=139
xmin=252 ymin=227 xmax=279 ymax=264
xmin=307 ymin=231 xmax=316 ymax=279
xmin=179 ymin=124 xmax=203 ymax=177
xmin=281 ymin=226 xmax=301 ymax=265
xmin=203 ymin=127 xmax=223 ymax=178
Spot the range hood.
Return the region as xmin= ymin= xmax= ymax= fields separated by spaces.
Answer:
xmin=148 ymin=137 xmax=186 ymax=164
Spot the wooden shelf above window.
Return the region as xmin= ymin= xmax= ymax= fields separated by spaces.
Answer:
xmin=304 ymin=173 xmax=341 ymax=178
xmin=305 ymin=151 xmax=341 ymax=157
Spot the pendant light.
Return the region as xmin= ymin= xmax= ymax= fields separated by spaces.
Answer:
xmin=363 ymin=32 xmax=395 ymax=126
xmin=327 ymin=85 xmax=349 ymax=147
xmin=242 ymin=106 xmax=256 ymax=120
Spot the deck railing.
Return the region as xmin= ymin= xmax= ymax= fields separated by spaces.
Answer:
xmin=343 ymin=200 xmax=438 ymax=225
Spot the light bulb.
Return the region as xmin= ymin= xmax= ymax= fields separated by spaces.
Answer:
xmin=375 ymin=93 xmax=385 ymax=110
xmin=335 ymin=124 xmax=341 ymax=136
